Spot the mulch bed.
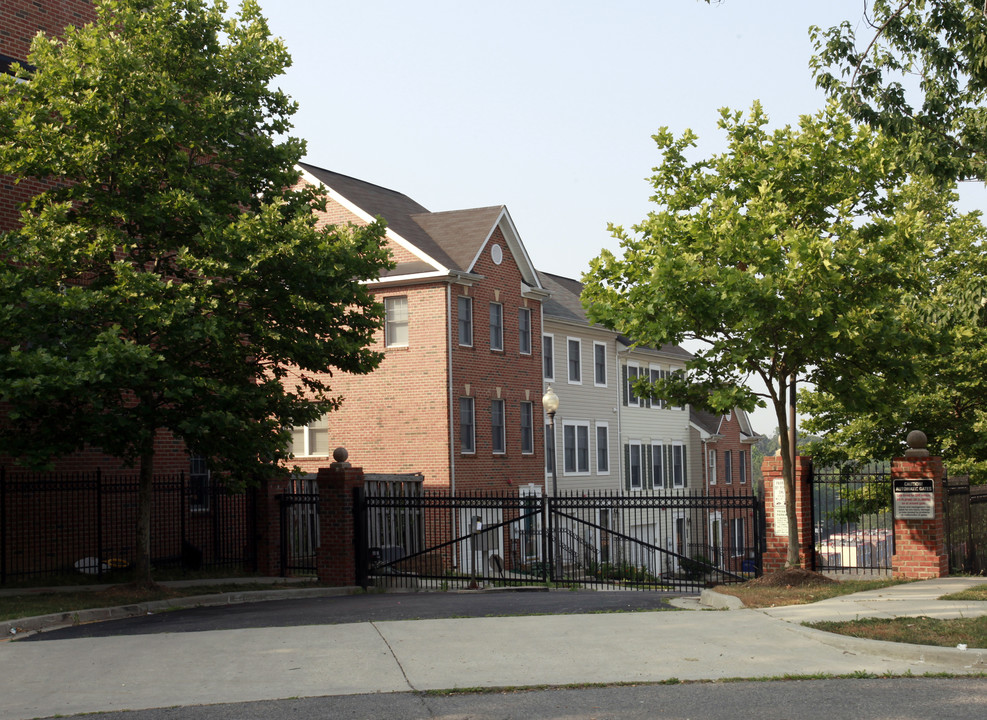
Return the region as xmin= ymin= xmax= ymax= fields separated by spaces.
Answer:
xmin=744 ymin=568 xmax=836 ymax=588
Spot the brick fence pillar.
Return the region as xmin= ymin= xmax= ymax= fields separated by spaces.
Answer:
xmin=254 ymin=476 xmax=291 ymax=576
xmin=891 ymin=432 xmax=948 ymax=579
xmin=315 ymin=455 xmax=365 ymax=587
xmin=761 ymin=455 xmax=813 ymax=573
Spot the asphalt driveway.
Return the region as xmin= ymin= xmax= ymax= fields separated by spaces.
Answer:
xmin=19 ymin=588 xmax=677 ymax=641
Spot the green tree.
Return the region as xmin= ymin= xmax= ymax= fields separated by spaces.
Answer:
xmin=811 ymin=1 xmax=987 ymax=183
xmin=0 ymin=0 xmax=391 ymax=587
xmin=582 ymin=101 xmax=954 ymax=568
xmin=802 ymin=192 xmax=987 ymax=480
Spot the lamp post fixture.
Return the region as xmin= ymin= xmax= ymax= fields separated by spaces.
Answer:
xmin=542 ymin=385 xmax=559 ymax=496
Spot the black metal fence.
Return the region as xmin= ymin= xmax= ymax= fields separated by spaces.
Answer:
xmin=0 ymin=468 xmax=256 ymax=584
xmin=358 ymin=490 xmax=761 ymax=593
xmin=945 ymin=476 xmax=987 ymax=575
xmin=810 ymin=464 xmax=894 ymax=573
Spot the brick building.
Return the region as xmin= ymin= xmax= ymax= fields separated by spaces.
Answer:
xmin=289 ymin=165 xmax=549 ymax=494
xmin=691 ymin=406 xmax=761 ymax=570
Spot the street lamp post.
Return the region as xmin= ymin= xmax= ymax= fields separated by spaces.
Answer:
xmin=542 ymin=385 xmax=559 ymax=496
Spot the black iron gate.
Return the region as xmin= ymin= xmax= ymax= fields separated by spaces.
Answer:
xmin=357 ymin=490 xmax=761 ymax=592
xmin=278 ymin=486 xmax=319 ymax=576
xmin=945 ymin=476 xmax=987 ymax=574
xmin=809 ymin=464 xmax=894 ymax=574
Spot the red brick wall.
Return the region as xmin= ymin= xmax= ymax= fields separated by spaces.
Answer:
xmin=0 ymin=0 xmax=96 ymax=62
xmin=450 ymin=228 xmax=544 ymax=493
xmin=891 ymin=456 xmax=948 ymax=579
xmin=761 ymin=455 xmax=814 ymax=572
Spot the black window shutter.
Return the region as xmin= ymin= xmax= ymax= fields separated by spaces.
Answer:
xmin=621 ymin=365 xmax=628 ymax=406
xmin=646 ymin=444 xmax=654 ymax=490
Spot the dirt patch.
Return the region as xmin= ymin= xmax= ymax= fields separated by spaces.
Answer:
xmin=743 ymin=568 xmax=836 ymax=588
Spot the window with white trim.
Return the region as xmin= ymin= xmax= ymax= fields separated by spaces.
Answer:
xmin=384 ymin=296 xmax=409 ymax=348
xmin=543 ymin=334 xmax=554 ymax=380
xmin=739 ymin=450 xmax=747 ymax=484
xmin=708 ymin=448 xmax=717 ymax=485
xmin=458 ymin=296 xmax=473 ymax=346
xmin=652 ymin=442 xmax=666 ymax=489
xmin=289 ymin=413 xmax=329 ymax=457
xmin=563 ymin=421 xmax=590 ymax=474
xmin=593 ymin=342 xmax=607 ymax=386
xmin=518 ymin=308 xmax=532 ymax=355
xmin=625 ymin=363 xmax=640 ymax=407
xmin=520 ymin=401 xmax=534 ymax=454
xmin=730 ymin=517 xmax=745 ymax=557
xmin=650 ymin=367 xmax=667 ymax=409
xmin=489 ymin=303 xmax=504 ymax=351
xmin=672 ymin=444 xmax=686 ymax=488
xmin=460 ymin=398 xmax=475 ymax=453
xmin=627 ymin=442 xmax=642 ymax=490
xmin=595 ymin=423 xmax=609 ymax=474
xmin=724 ymin=450 xmax=733 ymax=484
xmin=567 ymin=338 xmax=581 ymax=384
xmin=491 ymin=399 xmax=505 ymax=453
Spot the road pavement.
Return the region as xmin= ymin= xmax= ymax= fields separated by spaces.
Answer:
xmin=0 ymin=577 xmax=985 ymax=720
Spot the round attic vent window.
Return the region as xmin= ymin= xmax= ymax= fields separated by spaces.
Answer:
xmin=491 ymin=243 xmax=503 ymax=265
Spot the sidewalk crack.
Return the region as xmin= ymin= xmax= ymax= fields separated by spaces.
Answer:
xmin=371 ymin=621 xmax=416 ymax=692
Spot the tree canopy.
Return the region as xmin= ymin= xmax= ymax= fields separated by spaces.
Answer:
xmin=0 ymin=0 xmax=392 ymax=584
xmin=582 ymin=101 xmax=960 ymax=566
xmin=812 ymin=0 xmax=987 ymax=183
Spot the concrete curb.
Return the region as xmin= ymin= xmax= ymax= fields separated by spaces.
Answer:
xmin=1 ymin=586 xmax=361 ymax=639
xmin=699 ymin=587 xmax=745 ymax=610
xmin=786 ymin=621 xmax=987 ymax=671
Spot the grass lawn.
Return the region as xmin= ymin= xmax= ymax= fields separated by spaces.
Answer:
xmin=0 ymin=581 xmax=319 ymax=623
xmin=807 ymin=616 xmax=987 ymax=649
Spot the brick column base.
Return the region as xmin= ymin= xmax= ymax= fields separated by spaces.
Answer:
xmin=761 ymin=456 xmax=813 ymax=573
xmin=891 ymin=456 xmax=948 ymax=579
xmin=254 ymin=477 xmax=291 ymax=577
xmin=316 ymin=465 xmax=365 ymax=586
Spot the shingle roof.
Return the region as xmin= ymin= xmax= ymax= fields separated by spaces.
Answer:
xmin=298 ymin=163 xmax=458 ymax=270
xmin=538 ymin=271 xmax=588 ymax=324
xmin=412 ymin=206 xmax=505 ymax=272
xmin=690 ymin=407 xmax=723 ymax=435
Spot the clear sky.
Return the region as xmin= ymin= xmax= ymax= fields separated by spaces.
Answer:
xmin=256 ymin=1 xmax=961 ymax=436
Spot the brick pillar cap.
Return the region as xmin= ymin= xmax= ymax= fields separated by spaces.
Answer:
xmin=331 ymin=446 xmax=351 ymax=469
xmin=904 ymin=430 xmax=929 ymax=458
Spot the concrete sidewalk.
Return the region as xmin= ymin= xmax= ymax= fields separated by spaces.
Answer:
xmin=0 ymin=577 xmax=985 ymax=720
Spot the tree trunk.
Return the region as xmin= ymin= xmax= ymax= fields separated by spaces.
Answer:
xmin=134 ymin=437 xmax=156 ymax=589
xmin=773 ymin=385 xmax=801 ymax=568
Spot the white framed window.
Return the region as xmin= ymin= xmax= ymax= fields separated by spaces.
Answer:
xmin=518 ymin=307 xmax=532 ymax=355
xmin=543 ymin=334 xmax=554 ymax=380
xmin=649 ymin=367 xmax=667 ymax=409
xmin=384 ymin=296 xmax=409 ymax=348
xmin=460 ymin=397 xmax=475 ymax=454
xmin=520 ymin=401 xmax=534 ymax=454
xmin=563 ymin=421 xmax=590 ymax=474
xmin=289 ymin=413 xmax=330 ymax=457
xmin=625 ymin=363 xmax=640 ymax=407
xmin=730 ymin=517 xmax=745 ymax=557
xmin=189 ymin=455 xmax=211 ymax=512
xmin=739 ymin=450 xmax=747 ymax=484
xmin=709 ymin=512 xmax=723 ymax=569
xmin=724 ymin=450 xmax=733 ymax=484
xmin=491 ymin=399 xmax=505 ymax=454
xmin=627 ymin=442 xmax=642 ymax=491
xmin=595 ymin=422 xmax=609 ymax=474
xmin=458 ymin=296 xmax=473 ymax=346
xmin=489 ymin=303 xmax=504 ymax=351
xmin=708 ymin=448 xmax=717 ymax=485
xmin=652 ymin=442 xmax=666 ymax=489
xmin=672 ymin=443 xmax=686 ymax=488
xmin=567 ymin=338 xmax=581 ymax=384
xmin=593 ymin=342 xmax=607 ymax=386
